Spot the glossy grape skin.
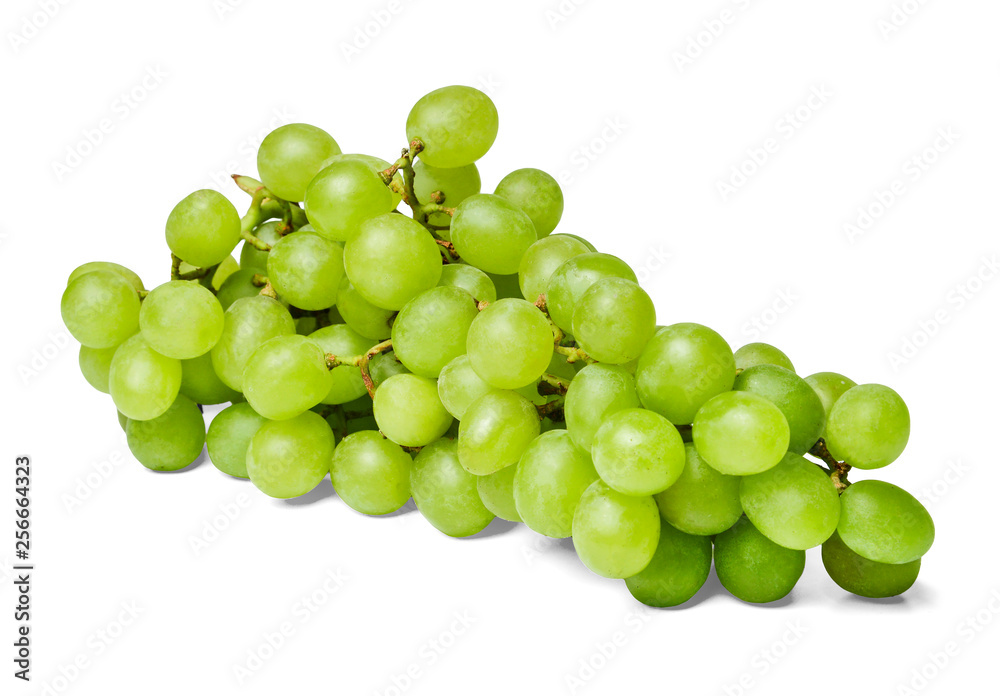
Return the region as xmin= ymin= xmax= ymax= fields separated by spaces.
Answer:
xmin=68 ymin=261 xmax=144 ymax=293
xmin=572 ymin=480 xmax=660 ymax=579
xmin=139 ymin=281 xmax=225 ymax=359
xmin=413 ymin=160 xmax=481 ymax=226
xmin=336 ymin=278 xmax=395 ymax=340
xmin=564 ymin=364 xmax=641 ymax=451
xmin=655 ymin=443 xmax=743 ymax=536
xmin=825 ymin=384 xmax=910 ymax=469
xmin=466 ymin=298 xmax=553 ymax=390
xmin=373 ymin=374 xmax=453 ymax=447
xmin=546 ymin=253 xmax=637 ymax=332
xmin=246 ymin=411 xmax=335 ymax=499
xmin=822 ymin=530 xmax=921 ymax=598
xmin=205 ymin=402 xmax=267 ymax=478
xmin=636 ymin=323 xmax=736 ymax=425
xmin=109 ymin=334 xmax=183 ymax=421
xmin=125 ymin=395 xmax=205 ymax=471
xmin=406 ymin=85 xmax=499 ymax=168
xmin=624 ymin=521 xmax=713 ymax=607
xmin=62 ymin=270 xmax=141 ymax=349
xmin=740 ymin=453 xmax=840 ymax=550
xmin=267 ymin=231 xmax=344 ymax=310
xmin=319 ymin=154 xmax=403 ymax=209
xmin=514 ymin=430 xmax=599 ymax=538
xmin=573 ymin=278 xmax=656 ymax=364
xmin=239 ymin=221 xmax=284 ymax=274
xmin=242 ymin=335 xmax=333 ymax=420
xmin=714 ymin=517 xmax=805 ymax=603
xmin=837 ymin=480 xmax=934 ymax=564
xmin=411 ymin=439 xmax=494 ymax=537
xmin=804 ymin=372 xmax=857 ymax=421
xmin=205 ymin=255 xmax=240 ymax=291
xmin=344 ymin=213 xmax=442 ymax=310
xmin=592 ymin=408 xmax=685 ymax=497
xmin=331 ymin=431 xmax=412 ymax=515
xmin=308 ymin=325 xmax=371 ymax=404
xmin=165 ymin=189 xmax=242 ymax=267
xmin=518 ymin=235 xmax=591 ymax=305
xmin=391 ymin=286 xmax=479 ymax=378
xmin=450 ymin=194 xmax=537 ymax=275
xmin=179 ymin=352 xmax=241 ymax=405
xmin=734 ymin=342 xmax=795 ymax=372
xmin=477 ymin=465 xmax=522 ymax=522
xmin=733 ymin=364 xmax=826 ymax=455
xmin=79 ymin=345 xmax=117 ymax=393
xmin=494 ymin=168 xmax=564 ymax=237
xmin=458 ymin=390 xmax=541 ymax=475
xmin=437 ymin=354 xmax=494 ymax=419
xmin=305 ymin=159 xmax=395 ymax=242
xmin=558 ymin=234 xmax=597 ymax=252
xmin=210 ymin=296 xmax=295 ymax=391
xmin=216 ymin=270 xmax=263 ymax=310
xmin=437 ymin=264 xmax=496 ymax=303
xmin=368 ymin=351 xmax=411 ymax=389
xmin=693 ymin=391 xmax=790 ymax=476
xmin=117 ymin=410 xmax=129 ymax=431
xmin=257 ymin=123 xmax=341 ymax=202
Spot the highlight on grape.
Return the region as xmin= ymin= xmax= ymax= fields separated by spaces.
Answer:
xmin=60 ymin=84 xmax=935 ymax=606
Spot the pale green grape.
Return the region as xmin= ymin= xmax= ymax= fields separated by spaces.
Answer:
xmin=217 ymin=270 xmax=264 ymax=310
xmin=242 ymin=335 xmax=333 ymax=420
xmin=655 ymin=444 xmax=742 ymax=536
xmin=257 ymin=123 xmax=341 ymax=202
xmin=573 ymin=278 xmax=656 ymax=364
xmin=165 ymin=189 xmax=242 ymax=267
xmin=368 ymin=351 xmax=410 ymax=389
xmin=267 ymin=231 xmax=344 ymax=310
xmin=79 ymin=345 xmax=116 ymax=393
xmin=458 ymin=390 xmax=540 ymax=475
xmin=558 ymin=234 xmax=597 ymax=252
xmin=61 ymin=270 xmax=141 ymax=348
xmin=305 ymin=159 xmax=394 ymax=242
xmin=179 ymin=352 xmax=241 ymax=405
xmin=692 ymin=391 xmax=790 ymax=475
xmin=592 ymin=408 xmax=685 ymax=497
xmin=331 ymin=431 xmax=412 ymax=515
xmin=494 ymin=168 xmax=564 ymax=237
xmin=437 ymin=264 xmax=496 ymax=302
xmin=837 ymin=480 xmax=934 ymax=564
xmin=208 ymin=255 xmax=240 ymax=291
xmin=733 ymin=364 xmax=826 ymax=455
xmin=373 ymin=374 xmax=453 ymax=446
xmin=68 ymin=261 xmax=144 ymax=293
xmin=125 ymin=395 xmax=205 ymax=471
xmin=246 ymin=411 xmax=335 ymax=498
xmin=825 ymin=384 xmax=909 ymax=469
xmin=308 ymin=325 xmax=371 ymax=404
xmin=406 ymin=85 xmax=499 ymax=168
xmin=109 ymin=334 xmax=182 ymax=421
xmin=546 ymin=253 xmax=636 ymax=332
xmin=822 ymin=530 xmax=921 ymax=598
xmin=391 ymin=286 xmax=479 ymax=377
xmin=477 ymin=464 xmax=521 ymax=522
xmin=295 ymin=317 xmax=318 ymax=336
xmin=206 ymin=402 xmax=267 ymax=478
xmin=210 ymin=295 xmax=295 ymax=390
xmin=450 ymin=194 xmax=537 ymax=275
xmin=139 ymin=281 xmax=225 ymax=359
xmin=564 ymin=364 xmax=641 ymax=451
xmin=466 ymin=298 xmax=553 ymax=389
xmin=804 ymin=372 xmax=857 ymax=422
xmin=413 ymin=160 xmax=481 ymax=226
xmin=572 ymin=480 xmax=659 ymax=579
xmin=635 ymin=323 xmax=735 ymax=424
xmin=336 ymin=277 xmax=396 ymax=340
xmin=513 ymin=430 xmax=598 ymax=538
xmin=734 ymin=342 xmax=795 ymax=372
xmin=117 ymin=410 xmax=129 ymax=431
xmin=713 ymin=517 xmax=805 ymax=603
xmin=518 ymin=235 xmax=590 ymax=304
xmin=319 ymin=154 xmax=402 ymax=209
xmin=411 ymin=438 xmax=494 ymax=537
xmin=239 ymin=221 xmax=284 ymax=274
xmin=437 ymin=354 xmax=494 ymax=419
xmin=624 ymin=521 xmax=712 ymax=607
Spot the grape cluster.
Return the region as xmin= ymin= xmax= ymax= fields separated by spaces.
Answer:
xmin=61 ymin=85 xmax=934 ymax=606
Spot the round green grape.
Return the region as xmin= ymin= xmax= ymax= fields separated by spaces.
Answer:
xmin=308 ymin=325 xmax=371 ymax=404
xmin=477 ymin=464 xmax=521 ymax=522
xmin=373 ymin=374 xmax=453 ymax=447
xmin=319 ymin=153 xmax=403 ymax=209
xmin=514 ymin=430 xmax=599 ymax=538
xmin=239 ymin=222 xmax=284 ymax=274
xmin=304 ymin=159 xmax=394 ymax=242
xmin=62 ymin=270 xmax=141 ymax=349
xmin=217 ymin=269 xmax=264 ymax=310
xmin=210 ymin=295 xmax=295 ymax=391
xmin=139 ymin=281 xmax=225 ymax=359
xmin=406 ymin=85 xmax=499 ymax=168
xmin=242 ymin=335 xmax=333 ymax=420
xmin=458 ymin=390 xmax=540 ymax=475
xmin=714 ymin=517 xmax=805 ymax=603
xmin=246 ymin=410 xmax=335 ymax=498
xmin=734 ymin=342 xmax=795 ymax=372
xmin=257 ymin=123 xmax=341 ymax=202
xmin=331 ymin=431 xmax=412 ymax=515
xmin=336 ymin=277 xmax=396 ymax=340
xmin=450 ymin=194 xmax=537 ymax=275
xmin=413 ymin=160 xmax=481 ymax=226
xmin=837 ymin=480 xmax=934 ymax=564
xmin=573 ymin=278 xmax=656 ymax=364
xmin=733 ymin=364 xmax=826 ymax=455
xmin=437 ymin=264 xmax=496 ymax=302
xmin=68 ymin=261 xmax=144 ymax=293
xmin=624 ymin=521 xmax=712 ymax=607
xmin=592 ymin=408 xmax=685 ymax=497
xmin=692 ymin=391 xmax=790 ymax=476
xmin=391 ymin=286 xmax=479 ymax=378
xmin=804 ymin=371 xmax=857 ymax=421
xmin=822 ymin=530 xmax=921 ymax=598
xmin=518 ymin=235 xmax=590 ymax=305
xmin=206 ymin=402 xmax=267 ymax=478
xmin=494 ymin=168 xmax=564 ymax=237
xmin=411 ymin=438 xmax=494 ymax=537
xmin=546 ymin=252 xmax=636 ymax=332
xmin=165 ymin=189 xmax=242 ymax=268
xmin=437 ymin=354 xmax=494 ymax=419
xmin=825 ymin=384 xmax=910 ymax=469
xmin=368 ymin=351 xmax=410 ymax=389
xmin=564 ymin=364 xmax=641 ymax=451
xmin=79 ymin=345 xmax=117 ymax=393
xmin=180 ymin=352 xmax=241 ymax=405
xmin=572 ymin=480 xmax=660 ymax=579
xmin=655 ymin=444 xmax=743 ymax=536
xmin=109 ymin=334 xmax=182 ymax=421
xmin=466 ymin=298 xmax=553 ymax=390
xmin=125 ymin=395 xmax=205 ymax=471
xmin=267 ymin=231 xmax=344 ymax=310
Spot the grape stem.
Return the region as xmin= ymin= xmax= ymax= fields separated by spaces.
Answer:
xmin=359 ymin=339 xmax=393 ymax=399
xmin=325 ymin=353 xmax=363 ymax=369
xmin=808 ymin=438 xmax=852 ymax=493
xmin=536 ymin=398 xmax=565 ymax=421
xmin=538 ymin=372 xmax=572 ymax=396
xmin=436 ymin=239 xmax=460 ymax=263
xmin=232 ymin=175 xmax=307 ymax=250
xmin=258 ymin=280 xmax=278 ymax=299
xmin=250 ymin=274 xmax=268 ymax=287
xmin=554 ymin=344 xmax=595 ymax=365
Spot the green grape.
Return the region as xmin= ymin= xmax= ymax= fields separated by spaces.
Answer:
xmin=477 ymin=464 xmax=521 ymax=522
xmin=373 ymin=374 xmax=453 ymax=447
xmin=825 ymin=384 xmax=910 ymax=469
xmin=655 ymin=444 xmax=743 ymax=536
xmin=216 ymin=270 xmax=264 ymax=310
xmin=117 ymin=410 xmax=129 ymax=431
xmin=304 ymin=159 xmax=394 ymax=242
xmin=733 ymin=364 xmax=826 ymax=455
xmin=344 ymin=213 xmax=442 ymax=310
xmin=437 ymin=264 xmax=496 ymax=302
xmin=518 ymin=235 xmax=590 ymax=304
xmin=624 ymin=520 xmax=712 ymax=607
xmin=485 ymin=271 xmax=523 ymax=300
xmin=513 ymin=430 xmax=598 ymax=538
xmin=713 ymin=517 xmax=805 ymax=603
xmin=822 ymin=530 xmax=921 ymax=598
xmin=411 ymin=438 xmax=494 ymax=537
xmin=239 ymin=221 xmax=284 ymax=274
xmin=564 ymin=364 xmax=641 ymax=451
xmin=79 ymin=345 xmax=117 ymax=393
xmin=391 ymin=286 xmax=478 ymax=378
xmin=573 ymin=278 xmax=656 ymax=364
xmin=413 ymin=160 xmax=481 ymax=226
xmin=572 ymin=480 xmax=659 ymax=579
xmin=295 ymin=317 xmax=318 ymax=336
xmin=450 ymin=194 xmax=537 ymax=275
xmin=546 ymin=252 xmax=636 ymax=332
xmin=205 ymin=402 xmax=267 ymax=478
xmin=804 ymin=372 xmax=857 ymax=422
xmin=734 ymin=342 xmax=795 ymax=372
xmin=179 ymin=352 xmax=241 ymax=405
xmin=139 ymin=281 xmax=225 ymax=359
xmin=266 ymin=231 xmax=344 ymax=310
xmin=61 ymin=270 xmax=141 ymax=349
xmin=208 ymin=255 xmax=240 ymax=290
xmin=109 ymin=334 xmax=182 ymax=421
xmin=557 ymin=234 xmax=597 ymax=252
xmin=437 ymin=354 xmax=494 ymax=419
xmin=257 ymin=123 xmax=341 ymax=202
xmin=246 ymin=410 xmax=335 ymax=498
xmin=331 ymin=431 xmax=412 ymax=515
xmin=336 ymin=278 xmax=396 ymax=340
xmin=494 ymin=168 xmax=564 ymax=237
xmin=68 ymin=261 xmax=144 ymax=293
xmin=406 ymin=85 xmax=499 ymax=168
xmin=636 ymin=323 xmax=736 ymax=424
xmin=319 ymin=154 xmax=402 ymax=208
xmin=165 ymin=189 xmax=242 ymax=267
xmin=369 ymin=351 xmax=410 ymax=389
xmin=210 ymin=295 xmax=295 ymax=390
xmin=739 ymin=453 xmax=840 ymax=550
xmin=242 ymin=335 xmax=333 ymax=420
xmin=308 ymin=325 xmax=371 ymax=404
xmin=591 ymin=408 xmax=685 ymax=497
xmin=466 ymin=298 xmax=553 ymax=389
xmin=837 ymin=480 xmax=934 ymax=564
xmin=692 ymin=391 xmax=790 ymax=475
xmin=458 ymin=390 xmax=540 ymax=475
xmin=125 ymin=395 xmax=205 ymax=471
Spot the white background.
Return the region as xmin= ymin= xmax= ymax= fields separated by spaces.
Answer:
xmin=2 ymin=0 xmax=998 ymax=694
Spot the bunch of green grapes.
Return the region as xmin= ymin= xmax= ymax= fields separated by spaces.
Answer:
xmin=60 ymin=85 xmax=933 ymax=606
